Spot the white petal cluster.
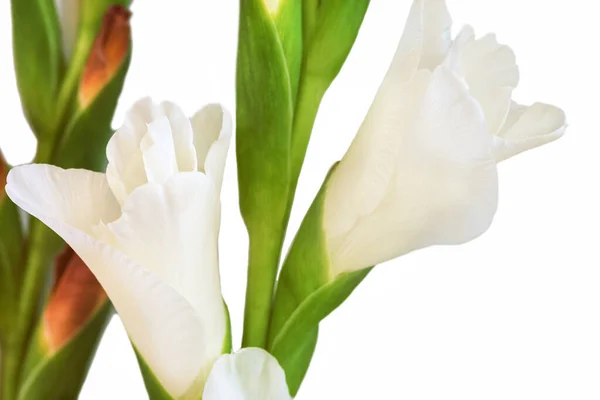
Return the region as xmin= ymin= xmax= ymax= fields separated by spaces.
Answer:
xmin=7 ymin=98 xmax=232 ymax=397
xmin=324 ymin=0 xmax=566 ymax=276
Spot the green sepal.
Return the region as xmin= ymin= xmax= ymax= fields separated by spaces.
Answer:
xmin=237 ymin=0 xmax=293 ymax=235
xmin=271 ymin=0 xmax=303 ymax=104
xmin=285 ymin=1 xmax=371 ymax=238
xmin=268 ymin=166 xmax=371 ymax=395
xmin=271 ymin=270 xmax=370 ymax=394
xmin=16 ymin=302 xmax=113 ymax=400
xmin=301 ymin=0 xmax=371 ymax=83
xmin=53 ymin=50 xmax=131 ymax=172
xmin=222 ymin=301 xmax=233 ymax=354
xmin=237 ymin=0 xmax=295 ymax=347
xmin=10 ymin=0 xmax=63 ymax=137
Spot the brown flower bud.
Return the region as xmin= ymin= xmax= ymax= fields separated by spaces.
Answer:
xmin=43 ymin=247 xmax=107 ymax=352
xmin=79 ymin=5 xmax=131 ymax=108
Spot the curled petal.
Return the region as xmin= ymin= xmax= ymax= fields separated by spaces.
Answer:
xmin=493 ymin=102 xmax=566 ymax=162
xmin=140 ymin=117 xmax=180 ymax=185
xmin=388 ymin=0 xmax=452 ymax=80
xmin=203 ymin=348 xmax=292 ymax=400
xmin=448 ymin=25 xmax=519 ymax=135
xmin=6 ymin=164 xmax=120 ymax=233
xmin=191 ymin=104 xmax=233 ymax=190
xmin=106 ymin=98 xmax=198 ymax=204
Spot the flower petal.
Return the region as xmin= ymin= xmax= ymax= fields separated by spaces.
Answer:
xmin=389 ymin=0 xmax=452 ymax=80
xmin=493 ymin=102 xmax=566 ymax=162
xmin=191 ymin=104 xmax=233 ymax=190
xmin=448 ymin=25 xmax=520 ymax=135
xmin=326 ymin=0 xmax=453 ymax=244
xmin=203 ymin=348 xmax=292 ymax=400
xmin=49 ymin=227 xmax=208 ymax=398
xmin=159 ymin=101 xmax=198 ymax=172
xmin=126 ymin=98 xmax=198 ymax=172
xmin=6 ymin=164 xmax=120 ymax=233
xmin=140 ymin=117 xmax=179 ymax=185
xmin=6 ymin=165 xmax=210 ymax=398
xmin=104 ymin=173 xmax=226 ymax=368
xmin=324 ymin=71 xmax=431 ymax=242
xmin=326 ymin=65 xmax=498 ymax=275
xmin=107 ymin=98 xmax=198 ymax=204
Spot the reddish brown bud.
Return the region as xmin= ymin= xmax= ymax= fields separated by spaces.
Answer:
xmin=79 ymin=5 xmax=131 ymax=108
xmin=43 ymin=247 xmax=107 ymax=352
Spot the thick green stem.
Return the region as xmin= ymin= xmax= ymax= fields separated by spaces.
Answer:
xmin=242 ymin=234 xmax=284 ymax=348
xmin=241 ymin=75 xmax=328 ymax=349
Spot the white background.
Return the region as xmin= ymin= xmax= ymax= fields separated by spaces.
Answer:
xmin=1 ymin=0 xmax=599 ymax=399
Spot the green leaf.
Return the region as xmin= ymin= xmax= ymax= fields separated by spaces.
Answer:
xmin=53 ymin=50 xmax=131 ymax=172
xmin=268 ymin=166 xmax=371 ymax=395
xmin=10 ymin=0 xmax=63 ymax=137
xmin=16 ymin=302 xmax=112 ymax=400
xmin=236 ymin=0 xmax=295 ymax=348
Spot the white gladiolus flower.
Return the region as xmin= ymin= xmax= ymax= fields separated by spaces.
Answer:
xmin=6 ymin=98 xmax=232 ymax=398
xmin=203 ymin=348 xmax=292 ymax=400
xmin=324 ymin=0 xmax=566 ymax=276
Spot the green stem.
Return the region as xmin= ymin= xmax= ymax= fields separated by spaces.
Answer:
xmin=0 ymin=140 xmax=61 ymax=400
xmin=241 ymin=76 xmax=328 ymax=349
xmin=33 ymin=139 xmax=54 ymax=165
xmin=4 ymin=221 xmax=62 ymax=399
xmin=52 ymin=31 xmax=92 ymax=140
xmin=19 ymin=220 xmax=62 ymax=333
xmin=242 ymin=234 xmax=284 ymax=348
xmin=1 ymin=338 xmax=19 ymax=400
